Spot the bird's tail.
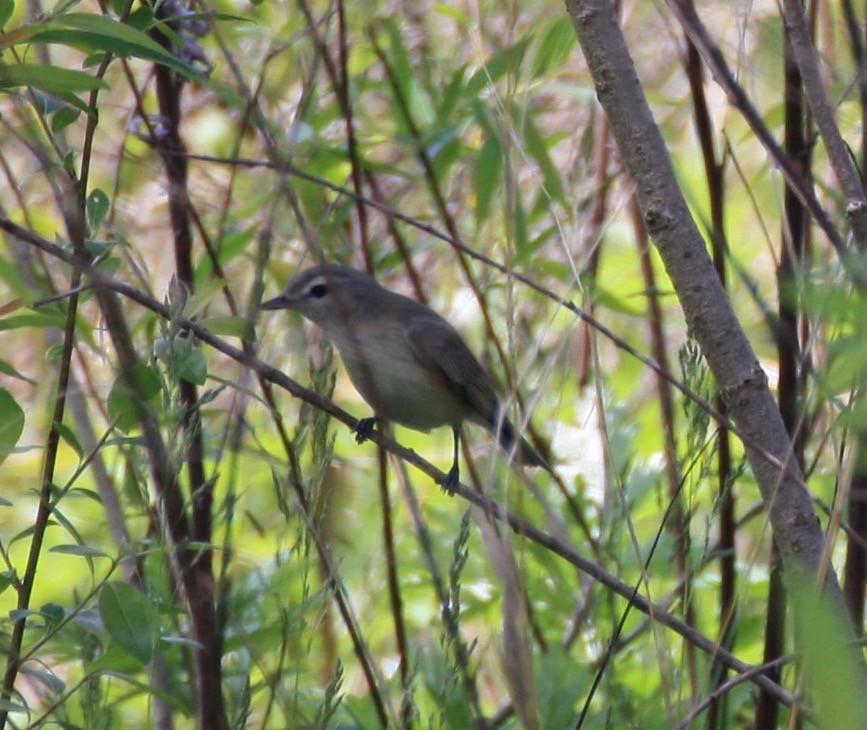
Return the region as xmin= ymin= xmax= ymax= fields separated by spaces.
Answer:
xmin=493 ymin=412 xmax=550 ymax=471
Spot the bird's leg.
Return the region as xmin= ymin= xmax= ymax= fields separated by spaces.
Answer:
xmin=353 ymin=417 xmax=378 ymax=443
xmin=442 ymin=426 xmax=461 ymax=495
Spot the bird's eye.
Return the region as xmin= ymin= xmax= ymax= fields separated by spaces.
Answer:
xmin=309 ymin=283 xmax=327 ymax=298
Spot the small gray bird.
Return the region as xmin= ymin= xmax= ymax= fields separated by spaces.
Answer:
xmin=260 ymin=263 xmax=548 ymax=489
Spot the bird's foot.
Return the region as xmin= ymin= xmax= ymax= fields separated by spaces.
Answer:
xmin=353 ymin=417 xmax=378 ymax=444
xmin=441 ymin=465 xmax=460 ymax=496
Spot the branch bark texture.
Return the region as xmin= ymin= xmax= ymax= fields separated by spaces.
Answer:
xmin=562 ymin=0 xmax=862 ymax=659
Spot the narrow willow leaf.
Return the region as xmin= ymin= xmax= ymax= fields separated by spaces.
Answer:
xmin=49 ymin=544 xmax=109 ymax=558
xmin=29 ymin=13 xmax=198 ymax=78
xmin=0 ymin=63 xmax=108 ymax=93
xmin=473 ymin=133 xmax=502 ymax=226
xmin=531 ymin=17 xmax=577 ymax=78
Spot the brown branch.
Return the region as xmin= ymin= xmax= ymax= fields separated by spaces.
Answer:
xmin=148 ymin=10 xmax=225 ymax=726
xmin=376 ymin=447 xmax=413 ymax=724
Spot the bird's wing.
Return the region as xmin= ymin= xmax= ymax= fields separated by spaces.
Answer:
xmin=405 ymin=315 xmax=499 ymax=425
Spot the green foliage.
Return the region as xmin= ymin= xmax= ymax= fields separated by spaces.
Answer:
xmin=19 ymin=12 xmax=201 ymax=78
xmin=106 ymin=363 xmax=161 ymax=432
xmin=99 ymin=582 xmax=160 ymax=665
xmin=790 ymin=575 xmax=867 ymax=730
xmin=0 ymin=63 xmax=109 ymax=93
xmin=0 ymin=388 xmax=24 ymax=465
xmin=0 ymin=0 xmax=864 ymax=727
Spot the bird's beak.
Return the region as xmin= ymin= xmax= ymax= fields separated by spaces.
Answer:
xmin=259 ymin=294 xmax=292 ymax=311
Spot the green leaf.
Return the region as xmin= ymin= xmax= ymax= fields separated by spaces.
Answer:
xmin=84 ymin=650 xmax=189 ymax=710
xmin=8 ymin=608 xmax=38 ymax=622
xmin=54 ymin=421 xmax=83 ymax=458
xmin=63 ymin=149 xmax=77 ymax=174
xmin=86 ymin=188 xmax=110 ymax=233
xmin=536 ymin=647 xmax=586 ymax=729
xmin=0 ymin=698 xmax=28 ymax=714
xmin=791 ymin=575 xmax=867 ymax=730
xmin=436 ymin=66 xmax=468 ymax=124
xmin=126 ymin=5 xmax=154 ymax=31
xmin=201 ymin=315 xmax=252 ymax=339
xmin=194 ymin=227 xmax=256 ymax=281
xmin=176 ymin=347 xmax=207 ymax=386
xmin=384 ymin=19 xmax=413 ymax=107
xmin=183 ymin=278 xmax=228 ymax=318
xmin=0 ymin=310 xmax=66 ymax=331
xmin=432 ymin=3 xmax=471 ymax=25
xmin=0 ymin=0 xmax=15 ymax=31
xmin=0 ymin=63 xmax=108 ymax=93
xmin=49 ymin=544 xmax=109 ymax=558
xmin=0 ymin=389 xmax=25 ymax=466
xmin=27 ymin=13 xmax=199 ymax=79
xmin=40 ymin=602 xmax=64 ymax=626
xmin=473 ymin=133 xmax=502 ymax=225
xmin=380 ymin=19 xmax=435 ymax=131
xmin=466 ymin=37 xmax=531 ymax=97
xmin=98 ymin=581 xmax=158 ymax=665
xmin=0 ymin=569 xmax=14 ymax=594
xmin=50 ymin=104 xmax=80 ymax=133
xmin=107 ymin=363 xmax=161 ymax=432
xmin=0 ymin=358 xmax=36 ymax=385
xmin=160 ymin=635 xmax=200 ymax=648
xmin=589 ymin=282 xmax=644 ymax=316
xmin=531 ymin=17 xmax=576 ymax=78
xmin=522 ymin=115 xmax=565 ymax=204
xmin=21 ymin=666 xmax=65 ymax=694
xmin=0 ymin=254 xmax=30 ymax=297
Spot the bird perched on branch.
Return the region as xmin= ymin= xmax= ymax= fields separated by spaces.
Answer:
xmin=261 ymin=263 xmax=549 ymax=490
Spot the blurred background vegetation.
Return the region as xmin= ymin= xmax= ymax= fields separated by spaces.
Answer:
xmin=0 ymin=0 xmax=864 ymax=727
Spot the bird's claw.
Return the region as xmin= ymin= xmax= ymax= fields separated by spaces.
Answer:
xmin=441 ymin=465 xmax=460 ymax=495
xmin=353 ymin=417 xmax=377 ymax=444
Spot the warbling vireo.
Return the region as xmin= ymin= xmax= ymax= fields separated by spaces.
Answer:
xmin=260 ymin=263 xmax=548 ymax=488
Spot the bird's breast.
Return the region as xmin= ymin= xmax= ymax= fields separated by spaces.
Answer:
xmin=330 ymin=326 xmax=466 ymax=431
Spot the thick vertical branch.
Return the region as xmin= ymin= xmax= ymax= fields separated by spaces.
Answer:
xmin=148 ymin=9 xmax=225 ymax=729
